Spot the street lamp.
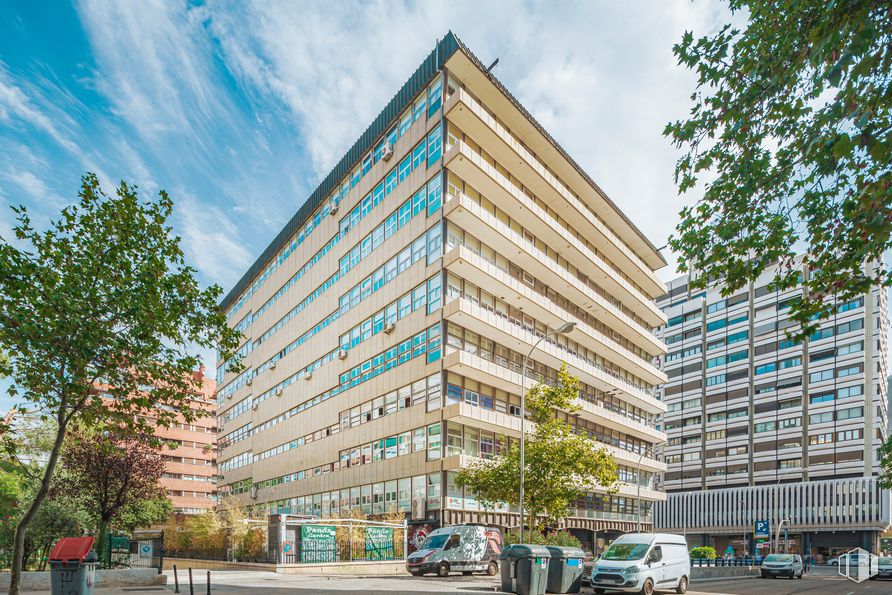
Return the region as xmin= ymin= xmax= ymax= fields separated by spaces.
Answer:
xmin=519 ymin=321 xmax=576 ymax=543
xmin=635 ymin=447 xmax=653 ymax=533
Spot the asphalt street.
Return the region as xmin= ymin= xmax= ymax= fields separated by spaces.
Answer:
xmin=19 ymin=568 xmax=892 ymax=594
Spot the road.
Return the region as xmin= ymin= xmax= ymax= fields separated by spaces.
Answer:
xmin=689 ymin=574 xmax=891 ymax=594
xmin=21 ymin=568 xmax=892 ymax=594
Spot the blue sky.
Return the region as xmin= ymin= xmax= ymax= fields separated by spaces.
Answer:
xmin=0 ymin=0 xmax=735 ymax=410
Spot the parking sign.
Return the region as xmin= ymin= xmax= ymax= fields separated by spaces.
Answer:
xmin=754 ymin=520 xmax=770 ymax=538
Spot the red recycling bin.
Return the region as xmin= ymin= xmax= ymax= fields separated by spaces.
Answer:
xmin=49 ymin=537 xmax=97 ymax=595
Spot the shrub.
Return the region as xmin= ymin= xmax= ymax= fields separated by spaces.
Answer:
xmin=690 ymin=546 xmax=717 ymax=559
xmin=505 ymin=530 xmax=582 ymax=548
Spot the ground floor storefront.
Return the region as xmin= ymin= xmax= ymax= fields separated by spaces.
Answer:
xmin=686 ymin=529 xmax=882 ymax=561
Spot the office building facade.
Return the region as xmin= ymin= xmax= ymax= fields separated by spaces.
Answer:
xmin=215 ymin=33 xmax=668 ymax=548
xmin=652 ymin=262 xmax=890 ymax=557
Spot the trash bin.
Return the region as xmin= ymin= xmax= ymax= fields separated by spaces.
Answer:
xmin=500 ymin=544 xmax=552 ymax=595
xmin=544 ymin=546 xmax=585 ymax=593
xmin=49 ymin=536 xmax=98 ymax=595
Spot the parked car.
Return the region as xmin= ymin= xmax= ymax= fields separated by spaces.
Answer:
xmin=405 ymin=524 xmax=502 ymax=577
xmin=828 ymin=553 xmax=862 ymax=567
xmin=870 ymin=556 xmax=892 ymax=580
xmin=760 ymin=554 xmax=803 ymax=579
xmin=590 ymin=533 xmax=689 ymax=595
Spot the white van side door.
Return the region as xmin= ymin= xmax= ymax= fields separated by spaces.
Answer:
xmin=646 ymin=546 xmax=665 ymax=584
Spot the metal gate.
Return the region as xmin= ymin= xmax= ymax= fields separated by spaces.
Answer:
xmin=109 ymin=530 xmax=164 ymax=573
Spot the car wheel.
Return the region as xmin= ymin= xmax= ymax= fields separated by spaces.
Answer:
xmin=676 ymin=575 xmax=688 ymax=594
xmin=486 ymin=561 xmax=498 ymax=576
xmin=437 ymin=562 xmax=450 ymax=577
xmin=640 ymin=578 xmax=655 ymax=595
xmin=797 ymin=572 xmax=803 ymax=579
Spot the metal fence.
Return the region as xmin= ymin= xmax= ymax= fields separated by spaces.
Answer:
xmin=108 ymin=530 xmax=164 ymax=573
xmin=691 ymin=557 xmax=758 ymax=567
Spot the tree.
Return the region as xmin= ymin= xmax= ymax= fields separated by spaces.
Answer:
xmin=111 ymin=497 xmax=172 ymax=535
xmin=0 ymin=173 xmax=242 ymax=594
xmin=878 ymin=438 xmax=892 ymax=489
xmin=61 ymin=430 xmax=167 ymax=565
xmin=456 ymin=366 xmax=618 ymax=531
xmin=665 ymin=0 xmax=892 ymax=338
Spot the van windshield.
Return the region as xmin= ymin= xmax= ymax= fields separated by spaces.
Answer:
xmin=422 ymin=534 xmax=449 ymax=550
xmin=602 ymin=543 xmax=650 ymax=561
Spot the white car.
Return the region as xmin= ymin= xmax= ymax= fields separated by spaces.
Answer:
xmin=828 ymin=553 xmax=862 ymax=567
xmin=591 ymin=533 xmax=689 ymax=595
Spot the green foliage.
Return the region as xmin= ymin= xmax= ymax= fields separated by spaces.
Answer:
xmin=163 ymin=499 xmax=267 ymax=561
xmin=456 ymin=365 xmax=618 ymax=530
xmin=878 ymin=437 xmax=892 ymax=489
xmin=505 ymin=529 xmax=583 ymax=548
xmin=0 ymin=173 xmax=243 ymax=591
xmin=690 ymin=546 xmax=717 ymax=560
xmin=111 ymin=497 xmax=172 ymax=534
xmin=665 ymin=0 xmax=892 ymax=339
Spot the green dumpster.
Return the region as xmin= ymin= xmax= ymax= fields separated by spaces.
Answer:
xmin=500 ymin=544 xmax=551 ymax=595
xmin=544 ymin=546 xmax=585 ymax=593
xmin=49 ymin=537 xmax=98 ymax=595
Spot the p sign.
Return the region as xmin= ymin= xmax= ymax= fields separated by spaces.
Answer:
xmin=754 ymin=520 xmax=770 ymax=539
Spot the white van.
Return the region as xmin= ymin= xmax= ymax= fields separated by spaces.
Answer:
xmin=591 ymin=533 xmax=690 ymax=595
xmin=405 ymin=524 xmax=503 ymax=577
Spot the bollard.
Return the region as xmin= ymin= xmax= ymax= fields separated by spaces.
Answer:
xmin=173 ymin=564 xmax=180 ymax=593
xmin=188 ymin=567 xmax=194 ymax=595
xmin=207 ymin=570 xmax=211 ymax=594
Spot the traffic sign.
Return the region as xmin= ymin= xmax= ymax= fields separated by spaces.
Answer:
xmin=754 ymin=520 xmax=770 ymax=538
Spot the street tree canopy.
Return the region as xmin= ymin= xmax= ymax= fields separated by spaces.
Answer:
xmin=456 ymin=365 xmax=617 ymax=531
xmin=0 ymin=173 xmax=242 ymax=594
xmin=665 ymin=0 xmax=892 ymax=338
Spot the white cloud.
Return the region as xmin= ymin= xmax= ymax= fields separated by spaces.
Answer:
xmin=173 ymin=191 xmax=253 ymax=290
xmin=0 ymin=61 xmax=80 ymax=154
xmin=76 ymin=0 xmax=235 ymax=151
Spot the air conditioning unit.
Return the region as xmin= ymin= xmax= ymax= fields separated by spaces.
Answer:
xmin=381 ymin=142 xmax=394 ymax=162
xmin=275 ymin=387 xmax=283 ymax=397
xmin=330 ymin=200 xmax=340 ymax=215
xmin=252 ymin=401 xmax=259 ymax=410
xmin=305 ymin=371 xmax=313 ymax=380
xmin=246 ymin=378 xmax=253 ymax=386
xmin=338 ymin=349 xmax=349 ymax=360
xmin=270 ymin=361 xmax=276 ymax=370
xmin=226 ymin=392 xmax=233 ymax=400
xmin=383 ymin=322 xmax=396 ymax=334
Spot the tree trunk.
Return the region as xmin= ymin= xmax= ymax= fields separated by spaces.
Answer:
xmin=96 ymin=518 xmax=109 ymax=568
xmin=8 ymin=417 xmax=67 ymax=595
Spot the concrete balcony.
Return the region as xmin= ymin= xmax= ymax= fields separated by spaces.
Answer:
xmin=444 ymin=142 xmax=666 ymax=328
xmin=440 ymin=456 xmax=664 ymax=503
xmin=441 ymin=349 xmax=667 ymax=442
xmin=444 ymin=246 xmax=666 ymax=378
xmin=445 ymin=88 xmax=665 ymax=299
xmin=444 ymin=194 xmax=667 ymax=345
xmin=443 ymin=297 xmax=662 ymax=412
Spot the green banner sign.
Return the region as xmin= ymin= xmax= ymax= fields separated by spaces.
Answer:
xmin=365 ymin=526 xmax=394 ymax=561
xmin=109 ymin=535 xmax=130 ymax=552
xmin=300 ymin=525 xmax=337 ymax=563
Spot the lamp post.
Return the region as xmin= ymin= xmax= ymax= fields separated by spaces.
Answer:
xmin=635 ymin=447 xmax=652 ymax=533
xmin=519 ymin=321 xmax=576 ymax=544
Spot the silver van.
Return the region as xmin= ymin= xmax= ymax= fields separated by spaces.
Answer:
xmin=406 ymin=524 xmax=503 ymax=577
xmin=591 ymin=533 xmax=690 ymax=595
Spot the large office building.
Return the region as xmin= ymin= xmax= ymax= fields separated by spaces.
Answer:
xmin=215 ymin=33 xmax=668 ymax=550
xmin=652 ymin=261 xmax=891 ymax=557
